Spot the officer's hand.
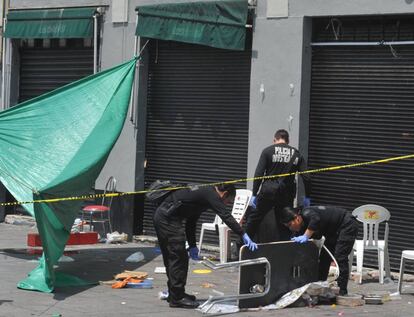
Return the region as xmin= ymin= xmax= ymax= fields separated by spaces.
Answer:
xmin=249 ymin=196 xmax=257 ymax=209
xmin=242 ymin=233 xmax=258 ymax=251
xmin=303 ymin=197 xmax=311 ymax=208
xmin=188 ymin=246 xmax=200 ymax=260
xmin=291 ymin=235 xmax=309 ymax=244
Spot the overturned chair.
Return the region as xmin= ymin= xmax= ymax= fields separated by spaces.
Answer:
xmin=198 ymin=241 xmax=320 ymax=314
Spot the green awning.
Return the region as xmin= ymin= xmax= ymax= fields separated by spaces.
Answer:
xmin=135 ymin=0 xmax=248 ymax=51
xmin=4 ymin=7 xmax=97 ymax=39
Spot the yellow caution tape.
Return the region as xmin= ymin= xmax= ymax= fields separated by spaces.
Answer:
xmin=1 ymin=153 xmax=413 ymax=206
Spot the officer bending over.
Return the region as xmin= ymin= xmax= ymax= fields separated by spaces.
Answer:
xmin=153 ymin=184 xmax=258 ymax=309
xmin=280 ymin=205 xmax=358 ymax=296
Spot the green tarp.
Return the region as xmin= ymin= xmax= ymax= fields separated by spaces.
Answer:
xmin=4 ymin=8 xmax=96 ymax=38
xmin=0 ymin=58 xmax=137 ymax=292
xmin=135 ymin=0 xmax=248 ymax=51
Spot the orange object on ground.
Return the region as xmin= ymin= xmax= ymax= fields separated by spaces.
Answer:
xmin=112 ymin=277 xmax=143 ymax=289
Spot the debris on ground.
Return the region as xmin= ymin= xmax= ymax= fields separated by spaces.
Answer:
xmin=125 ymin=251 xmax=145 ymax=263
xmin=58 ymin=255 xmax=74 ymax=263
xmin=336 ymin=294 xmax=365 ymax=307
xmin=201 ymin=282 xmax=216 ymax=288
xmin=154 ymin=266 xmax=166 ymax=274
xmin=158 ymin=290 xmax=169 ymax=300
xmin=106 ymin=231 xmax=128 ymax=243
xmin=5 ymin=214 xmax=36 ymax=227
xmin=114 ymin=270 xmax=148 ymax=280
xmin=111 ymin=270 xmax=150 ymax=289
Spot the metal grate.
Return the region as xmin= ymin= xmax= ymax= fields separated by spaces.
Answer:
xmin=308 ymin=44 xmax=414 ymax=271
xmin=142 ymin=39 xmax=252 ymax=246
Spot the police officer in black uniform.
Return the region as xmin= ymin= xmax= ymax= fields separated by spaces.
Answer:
xmin=245 ymin=129 xmax=311 ymax=241
xmin=280 ymin=205 xmax=359 ymax=296
xmin=153 ymin=183 xmax=258 ymax=309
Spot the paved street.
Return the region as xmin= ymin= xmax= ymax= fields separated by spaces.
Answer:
xmin=1 ymin=222 xmax=414 ymax=317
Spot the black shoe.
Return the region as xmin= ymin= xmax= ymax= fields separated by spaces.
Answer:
xmin=339 ymin=289 xmax=348 ymax=296
xmin=169 ymin=297 xmax=199 ymax=309
xmin=167 ymin=293 xmax=196 ymax=302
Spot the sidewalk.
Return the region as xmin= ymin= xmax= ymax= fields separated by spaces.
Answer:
xmin=0 ymin=222 xmax=413 ymax=317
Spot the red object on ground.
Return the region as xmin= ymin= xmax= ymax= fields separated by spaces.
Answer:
xmin=27 ymin=232 xmax=98 ymax=247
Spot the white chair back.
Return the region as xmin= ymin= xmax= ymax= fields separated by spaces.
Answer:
xmin=231 ymin=189 xmax=252 ymax=223
xmin=216 ymin=189 xmax=252 ymax=225
xmin=352 ymin=204 xmax=390 ymax=248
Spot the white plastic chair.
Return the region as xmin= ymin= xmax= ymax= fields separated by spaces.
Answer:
xmin=397 ymin=250 xmax=414 ymax=294
xmin=349 ymin=204 xmax=391 ymax=284
xmin=198 ymin=189 xmax=252 ymax=264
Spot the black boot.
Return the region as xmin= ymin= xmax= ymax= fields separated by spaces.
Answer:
xmin=167 ymin=293 xmax=196 ymax=302
xmin=169 ymin=297 xmax=199 ymax=308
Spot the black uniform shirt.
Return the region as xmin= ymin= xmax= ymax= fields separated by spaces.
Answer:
xmin=299 ymin=205 xmax=349 ymax=240
xmin=252 ymin=143 xmax=311 ymax=196
xmin=165 ymin=186 xmax=244 ymax=247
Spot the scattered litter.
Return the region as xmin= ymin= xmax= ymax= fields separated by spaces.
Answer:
xmin=154 ymin=266 xmax=166 ymax=274
xmin=126 ymin=279 xmax=153 ymax=289
xmin=193 ymin=269 xmax=212 ymax=274
xmin=112 ymin=277 xmax=143 ymax=289
xmin=106 ymin=231 xmax=128 ymax=243
xmin=5 ymin=214 xmax=36 ymax=226
xmin=52 ymin=314 xmax=62 ymax=317
xmin=111 ymin=271 xmax=148 ymax=288
xmin=158 ymin=290 xmax=169 ymax=300
xmin=121 ymin=302 xmax=126 ymax=305
xmin=338 ymin=311 xmax=344 ymax=316
xmin=58 ymin=255 xmax=74 ymax=263
xmin=336 ymin=294 xmax=365 ymax=307
xmin=114 ymin=271 xmax=148 ymax=280
xmin=201 ymin=282 xmax=216 ymax=288
xmin=71 ymin=218 xmax=83 ymax=233
xmin=364 ymin=296 xmax=383 ymax=305
xmin=408 ymin=301 xmax=412 ymax=305
xmin=153 ymin=247 xmax=161 ymax=254
xmin=125 ymin=251 xmax=145 ymax=263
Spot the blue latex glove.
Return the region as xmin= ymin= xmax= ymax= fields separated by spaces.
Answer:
xmin=249 ymin=196 xmax=257 ymax=209
xmin=291 ymin=235 xmax=309 ymax=244
xmin=242 ymin=233 xmax=258 ymax=251
xmin=188 ymin=246 xmax=199 ymax=260
xmin=303 ymin=197 xmax=311 ymax=207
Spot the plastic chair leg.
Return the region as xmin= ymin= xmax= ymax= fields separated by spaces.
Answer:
xmin=356 ymin=246 xmax=364 ymax=284
xmin=198 ymin=228 xmax=205 ymax=255
xmin=378 ymin=249 xmax=385 ymax=284
xmin=398 ymin=257 xmax=406 ymax=294
xmin=218 ymin=226 xmax=228 ymax=264
xmin=384 ymin=247 xmax=391 ymax=279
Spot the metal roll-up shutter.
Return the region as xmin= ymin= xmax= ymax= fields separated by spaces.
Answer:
xmin=142 ymin=40 xmax=252 ymax=245
xmin=19 ymin=43 xmax=94 ymax=102
xmin=308 ymin=45 xmax=414 ymax=271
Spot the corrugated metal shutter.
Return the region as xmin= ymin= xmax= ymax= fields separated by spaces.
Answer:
xmin=19 ymin=44 xmax=93 ymax=102
xmin=142 ymin=40 xmax=251 ymax=246
xmin=309 ymin=45 xmax=414 ymax=271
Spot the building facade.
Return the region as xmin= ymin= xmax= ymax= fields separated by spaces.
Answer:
xmin=2 ymin=0 xmax=414 ymax=270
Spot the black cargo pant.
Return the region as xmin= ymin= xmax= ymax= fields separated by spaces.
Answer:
xmin=153 ymin=202 xmax=188 ymax=301
xmin=319 ymin=214 xmax=359 ymax=292
xmin=246 ymin=185 xmax=295 ymax=242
